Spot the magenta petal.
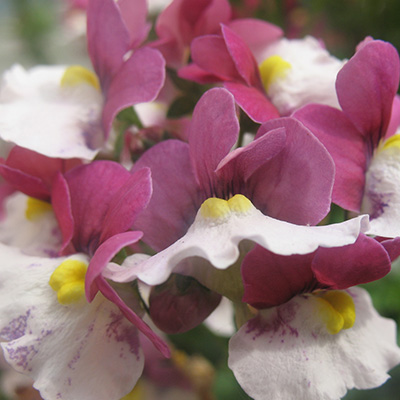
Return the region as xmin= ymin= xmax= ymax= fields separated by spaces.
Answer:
xmin=102 ymin=46 xmax=166 ymax=134
xmin=312 ymin=234 xmax=391 ymax=289
xmin=178 ymin=63 xmax=223 ymax=84
xmin=250 ymin=117 xmax=335 ymax=224
xmin=336 ymin=40 xmax=400 ymax=146
xmin=190 ymin=35 xmax=243 ymax=82
xmin=222 ymin=25 xmax=260 ymax=87
xmin=63 ymin=161 xmax=143 ymax=254
xmin=293 ymin=104 xmax=367 ymax=212
xmin=376 ymin=237 xmax=400 ymax=262
xmin=192 ymin=0 xmax=231 ymax=37
xmin=242 ymin=244 xmax=315 ymax=309
xmin=386 ymin=95 xmax=400 ymax=138
xmin=132 ymin=140 xmax=201 ymax=251
xmin=52 ymin=173 xmax=75 ymax=254
xmin=224 ymin=82 xmax=279 ymax=123
xmin=227 ymin=18 xmax=283 ymax=56
xmin=87 ymin=0 xmax=130 ymax=84
xmin=117 ymin=0 xmax=150 ymax=48
xmin=99 ymin=167 xmax=152 ymax=245
xmin=189 ymin=88 xmax=239 ymax=195
xmin=86 ymin=231 xmax=143 ymax=301
xmin=216 ymin=126 xmax=286 ymax=183
xmin=96 ymin=276 xmax=170 ymax=358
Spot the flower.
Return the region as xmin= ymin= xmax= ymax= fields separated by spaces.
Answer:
xmin=293 ymin=39 xmax=400 ymax=237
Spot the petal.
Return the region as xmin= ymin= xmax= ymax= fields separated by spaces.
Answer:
xmin=336 ymin=40 xmax=400 ymax=146
xmin=312 ymin=234 xmax=391 ymax=289
xmin=0 ymin=244 xmax=144 ymax=400
xmin=251 ymin=117 xmax=335 ymax=224
xmin=0 ymin=65 xmax=103 ymax=160
xmin=189 ymin=88 xmax=240 ymax=196
xmin=229 ymin=287 xmax=400 ymax=400
xmin=87 ymin=0 xmax=129 ymax=84
xmin=109 ymin=197 xmax=369 ymax=286
xmin=102 ymin=47 xmax=166 ymax=134
xmin=132 ymin=140 xmax=201 ymax=251
xmin=0 ymin=192 xmax=62 ymax=257
xmin=293 ymin=104 xmax=366 ymax=212
xmin=361 ymin=140 xmax=400 ymax=237
xmin=223 ymin=81 xmax=279 ymax=123
xmin=221 ymin=25 xmax=261 ymax=87
xmin=227 ymin=18 xmax=283 ymax=57
xmin=190 ymin=35 xmax=243 ymax=81
xmin=215 ymin=126 xmax=286 ymax=183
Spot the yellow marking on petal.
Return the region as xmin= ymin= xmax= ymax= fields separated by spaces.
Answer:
xmin=120 ymin=381 xmax=145 ymax=400
xmin=49 ymin=259 xmax=88 ymax=305
xmin=316 ymin=290 xmax=356 ymax=334
xmin=25 ymin=197 xmax=52 ymax=220
xmin=200 ymin=194 xmax=253 ymax=219
xmin=382 ymin=134 xmax=400 ymax=151
xmin=259 ymin=55 xmax=292 ymax=91
xmin=200 ymin=197 xmax=231 ymax=219
xmin=60 ymin=65 xmax=100 ymax=90
xmin=227 ymin=194 xmax=252 ymax=213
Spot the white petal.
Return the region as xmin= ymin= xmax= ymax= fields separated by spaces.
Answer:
xmin=110 ymin=199 xmax=369 ymax=285
xmin=361 ymin=141 xmax=400 ymax=237
xmin=204 ymin=297 xmax=235 ymax=337
xmin=0 ymin=244 xmax=144 ymax=400
xmin=0 ymin=192 xmax=62 ymax=256
xmin=228 ymin=287 xmax=400 ymax=400
xmin=259 ymin=36 xmax=345 ymax=115
xmin=0 ymin=65 xmax=103 ymax=160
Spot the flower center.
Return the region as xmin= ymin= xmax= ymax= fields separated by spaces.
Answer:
xmin=315 ymin=290 xmax=356 ymax=334
xmin=200 ymin=194 xmax=253 ymax=219
xmin=259 ymin=55 xmax=292 ymax=92
xmin=60 ymin=65 xmax=100 ymax=90
xmin=49 ymin=259 xmax=88 ymax=305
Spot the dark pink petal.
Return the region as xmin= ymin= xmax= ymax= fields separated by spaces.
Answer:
xmin=0 ymin=147 xmax=81 ymax=201
xmin=178 ymin=63 xmax=224 ymax=84
xmin=376 ymin=237 xmax=400 ymax=262
xmin=188 ymin=88 xmax=239 ymax=196
xmin=96 ymin=276 xmax=170 ymax=358
xmin=336 ymin=40 xmax=400 ymax=147
xmin=99 ymin=167 xmax=152 ymax=244
xmin=117 ymin=0 xmax=150 ymax=48
xmin=132 ymin=140 xmax=201 ymax=251
xmin=293 ymin=104 xmax=367 ymax=212
xmin=87 ymin=0 xmax=130 ymax=85
xmin=227 ymin=18 xmax=283 ymax=57
xmin=86 ymin=231 xmax=143 ymax=301
xmin=312 ymin=234 xmax=391 ymax=289
xmin=249 ymin=117 xmax=335 ymax=224
xmin=222 ymin=25 xmax=261 ymax=87
xmin=190 ymin=35 xmax=243 ymax=82
xmin=63 ymin=161 xmax=141 ymax=254
xmin=242 ymin=244 xmax=316 ymax=309
xmin=102 ymin=47 xmax=166 ymax=135
xmin=385 ymin=95 xmax=400 ymax=139
xmin=191 ymin=0 xmax=231 ymax=38
xmin=52 ymin=173 xmax=75 ymax=254
xmin=224 ymin=82 xmax=279 ymax=123
xmin=216 ymin=126 xmax=286 ymax=184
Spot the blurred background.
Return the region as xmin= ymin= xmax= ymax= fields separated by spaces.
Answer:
xmin=1 ymin=0 xmax=400 ymax=399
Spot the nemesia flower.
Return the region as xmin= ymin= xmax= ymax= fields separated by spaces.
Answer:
xmin=94 ymin=88 xmax=369 ymax=306
xmin=0 ymin=161 xmax=169 ymax=400
xmin=227 ymin=236 xmax=400 ymax=400
xmin=293 ymin=39 xmax=400 ymax=237
xmin=0 ymin=0 xmax=165 ymax=160
xmin=152 ymin=0 xmax=282 ymax=68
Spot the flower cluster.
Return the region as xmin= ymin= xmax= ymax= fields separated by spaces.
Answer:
xmin=0 ymin=1 xmax=400 ymax=399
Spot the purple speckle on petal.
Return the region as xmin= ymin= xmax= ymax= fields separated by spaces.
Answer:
xmin=4 ymin=344 xmax=38 ymax=371
xmin=105 ymin=312 xmax=140 ymax=359
xmin=0 ymin=309 xmax=32 ymax=341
